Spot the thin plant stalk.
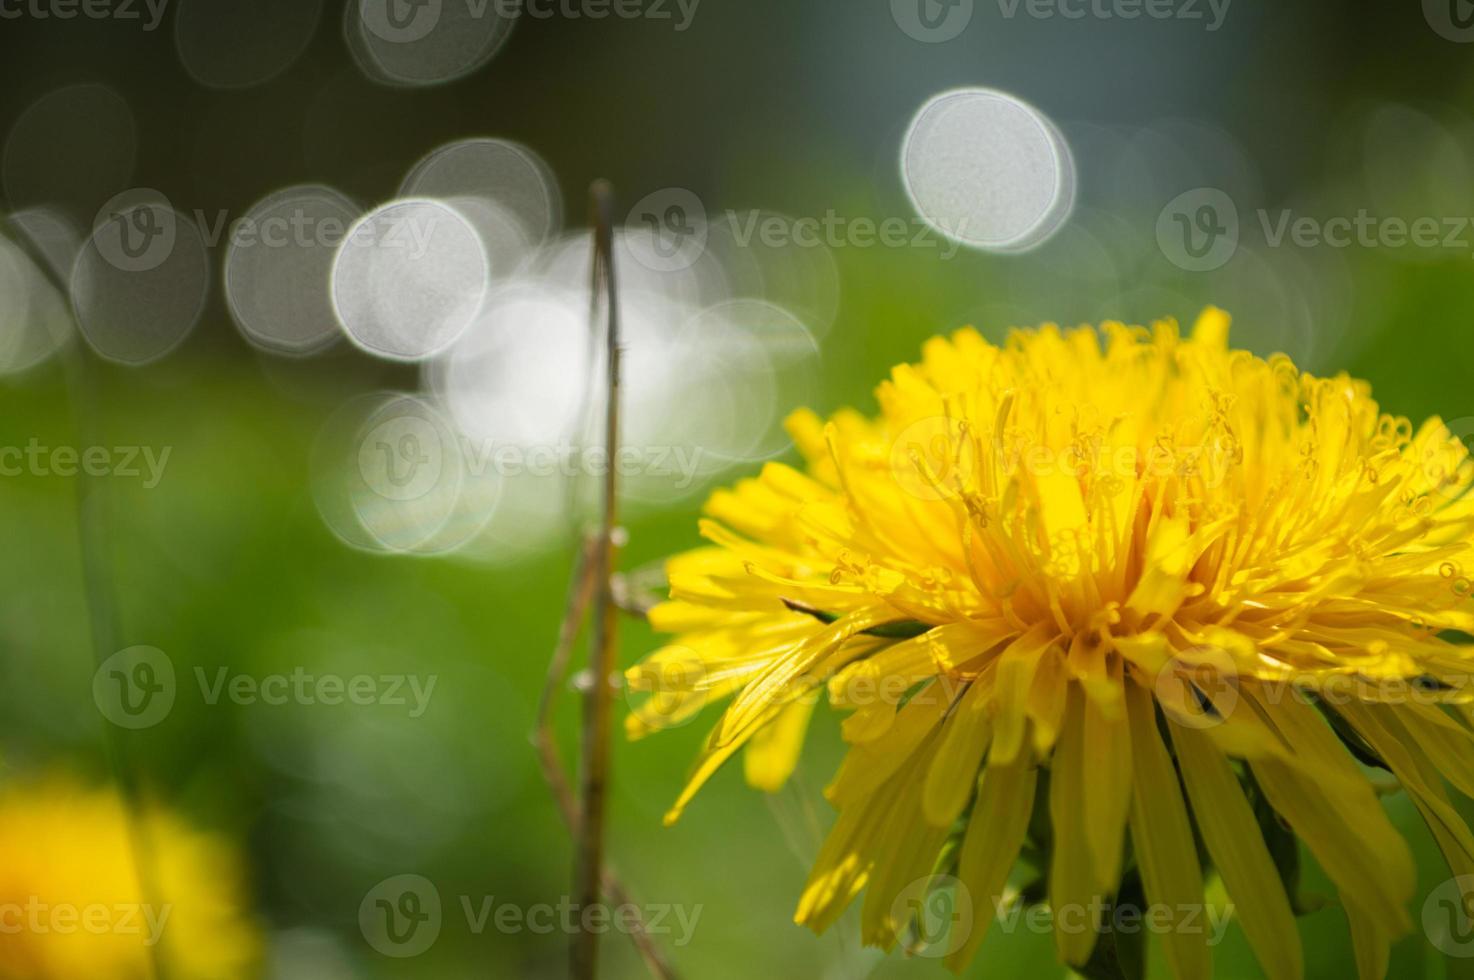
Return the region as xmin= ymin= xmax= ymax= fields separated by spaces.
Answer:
xmin=570 ymin=179 xmax=624 ymax=980
xmin=534 ymin=535 xmax=677 ymax=980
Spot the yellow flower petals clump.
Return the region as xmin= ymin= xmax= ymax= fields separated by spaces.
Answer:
xmin=628 ymin=309 xmax=1474 ymax=980
xmin=0 ymin=776 xmax=260 ymax=980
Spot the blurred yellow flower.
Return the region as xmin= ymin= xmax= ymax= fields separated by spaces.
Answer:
xmin=629 ymin=309 xmax=1474 ymax=979
xmin=0 ymin=776 xmax=260 ymax=980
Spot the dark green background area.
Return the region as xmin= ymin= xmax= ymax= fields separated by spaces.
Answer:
xmin=4 ymin=1 xmax=1474 ymax=977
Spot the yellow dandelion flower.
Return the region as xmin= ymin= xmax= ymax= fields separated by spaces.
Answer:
xmin=0 ymin=776 xmax=261 ymax=979
xmin=628 ymin=309 xmax=1474 ymax=980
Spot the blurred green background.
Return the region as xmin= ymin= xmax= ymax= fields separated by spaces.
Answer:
xmin=4 ymin=1 xmax=1474 ymax=977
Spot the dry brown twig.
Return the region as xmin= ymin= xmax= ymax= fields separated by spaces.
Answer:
xmin=533 ymin=535 xmax=676 ymax=980
xmin=533 ymin=182 xmax=678 ymax=980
